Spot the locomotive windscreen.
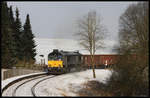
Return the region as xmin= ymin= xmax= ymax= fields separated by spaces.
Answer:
xmin=48 ymin=55 xmax=62 ymax=60
xmin=48 ymin=50 xmax=62 ymax=61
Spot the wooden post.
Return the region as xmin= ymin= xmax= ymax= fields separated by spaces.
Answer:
xmin=44 ymin=59 xmax=45 ymax=66
xmin=41 ymin=59 xmax=42 ymax=66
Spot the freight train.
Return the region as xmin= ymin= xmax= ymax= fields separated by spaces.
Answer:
xmin=44 ymin=49 xmax=119 ymax=74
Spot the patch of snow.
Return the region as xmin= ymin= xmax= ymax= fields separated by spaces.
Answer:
xmin=1 ymin=72 xmax=46 ymax=90
xmin=35 ymin=69 xmax=113 ymax=96
xmin=15 ymin=75 xmax=54 ymax=96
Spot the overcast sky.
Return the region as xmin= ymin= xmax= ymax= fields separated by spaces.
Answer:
xmin=7 ymin=1 xmax=138 ymax=41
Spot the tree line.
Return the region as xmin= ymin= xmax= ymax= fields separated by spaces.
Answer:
xmin=2 ymin=2 xmax=36 ymax=68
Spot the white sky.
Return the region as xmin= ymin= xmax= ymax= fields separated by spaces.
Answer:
xmin=7 ymin=1 xmax=138 ymax=41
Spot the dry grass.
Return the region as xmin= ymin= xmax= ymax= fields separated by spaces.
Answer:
xmin=76 ymin=80 xmax=113 ymax=96
xmin=56 ymin=88 xmax=67 ymax=96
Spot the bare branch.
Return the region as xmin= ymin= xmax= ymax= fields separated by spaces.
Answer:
xmin=75 ymin=10 xmax=107 ymax=78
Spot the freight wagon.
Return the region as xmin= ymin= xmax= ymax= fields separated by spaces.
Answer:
xmin=81 ymin=54 xmax=119 ymax=68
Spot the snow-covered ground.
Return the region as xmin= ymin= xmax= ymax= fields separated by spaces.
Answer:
xmin=2 ymin=69 xmax=113 ymax=96
xmin=1 ymin=72 xmax=46 ymax=90
xmin=34 ymin=38 xmax=117 ymax=64
xmin=35 ymin=69 xmax=113 ymax=96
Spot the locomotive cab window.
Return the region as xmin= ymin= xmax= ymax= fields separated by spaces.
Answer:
xmin=48 ymin=55 xmax=62 ymax=61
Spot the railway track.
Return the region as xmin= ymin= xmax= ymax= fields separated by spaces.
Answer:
xmin=2 ymin=74 xmax=57 ymax=96
xmin=31 ymin=75 xmax=56 ymax=96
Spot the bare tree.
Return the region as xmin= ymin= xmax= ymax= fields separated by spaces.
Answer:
xmin=107 ymin=2 xmax=149 ymax=96
xmin=119 ymin=2 xmax=149 ymax=54
xmin=119 ymin=2 xmax=149 ymax=72
xmin=76 ymin=10 xmax=106 ymax=78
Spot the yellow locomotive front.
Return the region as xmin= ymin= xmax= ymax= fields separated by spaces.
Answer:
xmin=46 ymin=49 xmax=65 ymax=74
xmin=48 ymin=59 xmax=63 ymax=67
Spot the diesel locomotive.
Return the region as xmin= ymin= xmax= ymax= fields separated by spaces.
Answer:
xmin=44 ymin=49 xmax=82 ymax=74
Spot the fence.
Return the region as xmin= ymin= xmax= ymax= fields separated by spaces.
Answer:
xmin=2 ymin=65 xmax=44 ymax=80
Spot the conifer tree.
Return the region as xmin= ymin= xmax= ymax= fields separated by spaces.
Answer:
xmin=22 ymin=14 xmax=36 ymax=63
xmin=1 ymin=2 xmax=15 ymax=68
xmin=14 ymin=7 xmax=23 ymax=61
xmin=8 ymin=6 xmax=17 ymax=64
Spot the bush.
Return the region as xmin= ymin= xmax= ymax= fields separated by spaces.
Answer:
xmin=106 ymin=53 xmax=149 ymax=96
xmin=76 ymin=80 xmax=113 ymax=96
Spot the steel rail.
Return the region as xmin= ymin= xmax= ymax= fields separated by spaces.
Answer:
xmin=2 ymin=72 xmax=47 ymax=94
xmin=31 ymin=75 xmax=56 ymax=96
xmin=12 ymin=74 xmax=48 ymax=96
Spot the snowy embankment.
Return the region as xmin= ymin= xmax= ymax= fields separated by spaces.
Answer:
xmin=35 ymin=69 xmax=113 ymax=96
xmin=1 ymin=72 xmax=46 ymax=91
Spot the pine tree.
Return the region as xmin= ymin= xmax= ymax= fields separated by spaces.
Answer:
xmin=1 ymin=2 xmax=15 ymax=68
xmin=14 ymin=7 xmax=23 ymax=61
xmin=8 ymin=6 xmax=17 ymax=64
xmin=22 ymin=14 xmax=36 ymax=64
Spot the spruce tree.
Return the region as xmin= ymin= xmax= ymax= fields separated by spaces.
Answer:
xmin=14 ymin=7 xmax=23 ymax=61
xmin=8 ymin=6 xmax=17 ymax=64
xmin=1 ymin=2 xmax=15 ymax=68
xmin=22 ymin=14 xmax=36 ymax=64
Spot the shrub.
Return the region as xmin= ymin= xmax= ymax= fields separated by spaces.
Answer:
xmin=106 ymin=53 xmax=149 ymax=96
